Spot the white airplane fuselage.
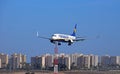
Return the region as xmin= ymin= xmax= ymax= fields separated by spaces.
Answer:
xmin=37 ymin=24 xmax=85 ymax=46
xmin=50 ymin=34 xmax=76 ymax=45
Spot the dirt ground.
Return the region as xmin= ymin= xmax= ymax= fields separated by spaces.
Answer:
xmin=0 ymin=70 xmax=120 ymax=74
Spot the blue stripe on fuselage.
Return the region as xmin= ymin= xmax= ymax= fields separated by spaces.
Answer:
xmin=59 ymin=35 xmax=69 ymax=38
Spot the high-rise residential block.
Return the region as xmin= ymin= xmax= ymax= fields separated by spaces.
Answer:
xmin=31 ymin=55 xmax=45 ymax=69
xmin=77 ymin=55 xmax=90 ymax=68
xmin=9 ymin=53 xmax=26 ymax=70
xmin=90 ymin=54 xmax=98 ymax=67
xmin=100 ymin=55 xmax=110 ymax=67
xmin=0 ymin=53 xmax=9 ymax=68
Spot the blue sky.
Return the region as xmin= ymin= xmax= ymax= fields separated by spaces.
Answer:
xmin=0 ymin=0 xmax=120 ymax=62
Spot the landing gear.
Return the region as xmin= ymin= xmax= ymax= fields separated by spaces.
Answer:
xmin=50 ymin=40 xmax=54 ymax=43
xmin=51 ymin=40 xmax=61 ymax=45
xmin=68 ymin=43 xmax=71 ymax=46
xmin=58 ymin=43 xmax=61 ymax=45
xmin=68 ymin=40 xmax=72 ymax=46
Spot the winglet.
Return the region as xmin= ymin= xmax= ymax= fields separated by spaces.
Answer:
xmin=37 ymin=32 xmax=39 ymax=37
xmin=71 ymin=24 xmax=77 ymax=36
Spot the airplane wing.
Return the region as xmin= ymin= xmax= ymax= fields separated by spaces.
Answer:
xmin=37 ymin=36 xmax=51 ymax=39
xmin=75 ymin=38 xmax=85 ymax=41
xmin=37 ymin=32 xmax=51 ymax=40
xmin=74 ymin=37 xmax=86 ymax=41
xmin=75 ymin=35 xmax=100 ymax=41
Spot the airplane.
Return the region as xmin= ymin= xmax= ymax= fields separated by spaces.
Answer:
xmin=37 ymin=24 xmax=85 ymax=46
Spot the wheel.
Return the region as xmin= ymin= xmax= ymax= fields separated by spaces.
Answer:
xmin=68 ymin=43 xmax=71 ymax=46
xmin=50 ymin=40 xmax=53 ymax=43
xmin=68 ymin=40 xmax=72 ymax=46
xmin=58 ymin=43 xmax=61 ymax=45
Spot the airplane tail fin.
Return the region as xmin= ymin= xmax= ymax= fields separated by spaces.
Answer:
xmin=71 ymin=24 xmax=77 ymax=36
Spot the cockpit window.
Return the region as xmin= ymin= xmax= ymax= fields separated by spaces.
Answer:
xmin=52 ymin=35 xmax=57 ymax=37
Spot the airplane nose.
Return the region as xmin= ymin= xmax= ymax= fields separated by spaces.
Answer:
xmin=52 ymin=36 xmax=58 ymax=39
xmin=52 ymin=36 xmax=55 ymax=39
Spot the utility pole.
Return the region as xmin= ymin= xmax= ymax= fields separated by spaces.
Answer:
xmin=54 ymin=42 xmax=58 ymax=74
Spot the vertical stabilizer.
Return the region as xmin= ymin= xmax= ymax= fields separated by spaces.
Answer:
xmin=71 ymin=24 xmax=77 ymax=36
